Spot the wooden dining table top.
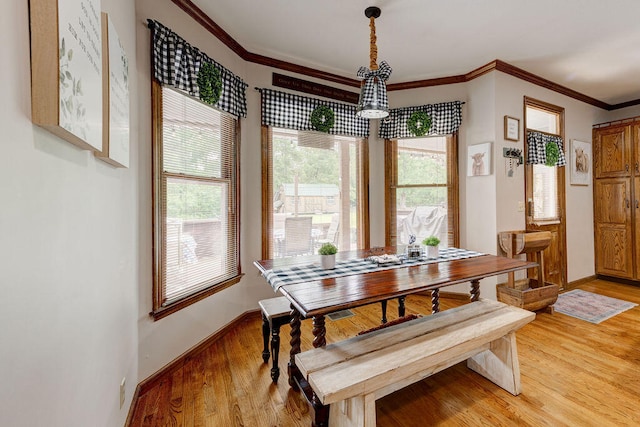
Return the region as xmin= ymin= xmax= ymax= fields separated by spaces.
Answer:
xmin=254 ymin=247 xmax=536 ymax=318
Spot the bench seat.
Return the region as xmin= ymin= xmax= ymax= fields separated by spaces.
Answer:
xmin=295 ymin=299 xmax=535 ymax=427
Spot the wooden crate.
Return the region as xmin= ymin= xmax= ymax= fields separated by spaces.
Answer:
xmin=497 ymin=282 xmax=559 ymax=313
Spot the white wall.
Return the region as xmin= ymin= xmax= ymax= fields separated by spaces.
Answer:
xmin=0 ymin=1 xmax=138 ymax=426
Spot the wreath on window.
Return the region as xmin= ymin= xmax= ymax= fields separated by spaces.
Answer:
xmin=407 ymin=111 xmax=432 ymax=136
xmin=545 ymin=141 xmax=560 ymax=166
xmin=310 ymin=105 xmax=335 ymax=133
xmin=197 ymin=62 xmax=222 ymax=105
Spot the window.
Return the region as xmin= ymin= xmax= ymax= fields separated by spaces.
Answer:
xmin=262 ymin=127 xmax=369 ymax=259
xmin=385 ymin=135 xmax=459 ymax=247
xmin=525 ymin=98 xmax=564 ymax=223
xmin=152 ymin=83 xmax=240 ymax=320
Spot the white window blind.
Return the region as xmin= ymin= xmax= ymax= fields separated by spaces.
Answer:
xmin=157 ymin=86 xmax=239 ymax=308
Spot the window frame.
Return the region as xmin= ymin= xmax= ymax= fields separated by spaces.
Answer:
xmin=151 ymin=81 xmax=242 ymax=321
xmin=261 ymin=125 xmax=370 ymax=259
xmin=384 ymin=134 xmax=460 ymax=247
xmin=524 ymin=96 xmax=565 ymax=226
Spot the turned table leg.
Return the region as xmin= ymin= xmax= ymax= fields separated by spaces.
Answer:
xmin=470 ymin=279 xmax=481 ymax=302
xmin=398 ymin=296 xmax=406 ymax=317
xmin=431 ymin=289 xmax=440 ymax=313
xmin=380 ymin=300 xmax=388 ymax=324
xmin=312 ymin=315 xmax=326 ymax=348
xmin=288 ymin=306 xmax=302 ymax=389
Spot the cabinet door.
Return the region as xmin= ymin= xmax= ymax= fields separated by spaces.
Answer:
xmin=594 ymin=178 xmax=633 ymax=278
xmin=594 ymin=125 xmax=631 ymax=178
xmin=635 ymin=176 xmax=640 ymax=279
xmin=634 ymin=123 xmax=640 ymax=176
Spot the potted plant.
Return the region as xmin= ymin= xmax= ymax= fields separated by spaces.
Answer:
xmin=422 ymin=236 xmax=440 ymax=259
xmin=318 ymin=242 xmax=338 ymax=269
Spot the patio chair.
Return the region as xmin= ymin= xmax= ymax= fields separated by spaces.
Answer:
xmin=282 ymin=216 xmax=313 ymax=256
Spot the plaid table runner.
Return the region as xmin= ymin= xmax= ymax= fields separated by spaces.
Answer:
xmin=263 ymin=247 xmax=484 ymax=291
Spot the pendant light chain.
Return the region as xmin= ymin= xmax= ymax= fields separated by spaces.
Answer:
xmin=369 ymin=16 xmax=378 ymax=70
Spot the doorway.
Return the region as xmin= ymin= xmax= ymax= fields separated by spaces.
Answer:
xmin=524 ymin=97 xmax=567 ymax=290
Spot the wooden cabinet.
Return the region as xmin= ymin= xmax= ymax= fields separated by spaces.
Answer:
xmin=593 ymin=120 xmax=640 ymax=279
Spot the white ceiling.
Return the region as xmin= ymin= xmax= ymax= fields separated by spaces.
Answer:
xmin=191 ymin=0 xmax=640 ymax=106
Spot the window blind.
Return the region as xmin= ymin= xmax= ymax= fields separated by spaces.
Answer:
xmin=159 ymin=86 xmax=238 ymax=306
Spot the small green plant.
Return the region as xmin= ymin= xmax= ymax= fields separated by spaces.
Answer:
xmin=422 ymin=236 xmax=440 ymax=247
xmin=318 ymin=242 xmax=338 ymax=255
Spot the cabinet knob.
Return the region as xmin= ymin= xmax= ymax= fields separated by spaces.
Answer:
xmin=636 ymin=162 xmax=639 ymax=173
xmin=626 ymin=164 xmax=630 ymax=172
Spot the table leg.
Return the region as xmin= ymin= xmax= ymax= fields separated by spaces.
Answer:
xmin=290 ymin=311 xmax=330 ymax=427
xmin=431 ymin=289 xmax=440 ymax=313
xmin=312 ymin=315 xmax=326 ymax=348
xmin=288 ymin=306 xmax=302 ymax=389
xmin=380 ymin=300 xmax=388 ymax=324
xmin=398 ymin=296 xmax=406 ymax=317
xmin=470 ymin=279 xmax=480 ymax=302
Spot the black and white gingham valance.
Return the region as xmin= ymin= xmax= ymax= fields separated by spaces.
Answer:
xmin=379 ymin=101 xmax=463 ymax=139
xmin=259 ymin=89 xmax=370 ymax=138
xmin=526 ymin=131 xmax=566 ymax=166
xmin=147 ymin=20 xmax=248 ymax=118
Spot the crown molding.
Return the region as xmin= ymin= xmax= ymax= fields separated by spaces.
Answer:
xmin=170 ymin=0 xmax=639 ymax=111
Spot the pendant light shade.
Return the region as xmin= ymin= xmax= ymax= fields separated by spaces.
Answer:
xmin=356 ymin=6 xmax=392 ymax=119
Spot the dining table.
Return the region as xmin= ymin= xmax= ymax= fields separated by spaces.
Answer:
xmin=254 ymin=246 xmax=536 ymax=419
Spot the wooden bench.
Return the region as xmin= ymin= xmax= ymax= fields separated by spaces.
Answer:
xmin=295 ymin=299 xmax=535 ymax=427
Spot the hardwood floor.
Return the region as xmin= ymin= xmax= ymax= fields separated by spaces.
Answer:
xmin=129 ymin=279 xmax=640 ymax=426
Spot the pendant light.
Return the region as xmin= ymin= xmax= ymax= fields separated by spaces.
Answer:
xmin=356 ymin=6 xmax=392 ymax=119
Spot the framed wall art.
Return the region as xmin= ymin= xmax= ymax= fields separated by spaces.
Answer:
xmin=29 ymin=0 xmax=103 ymax=151
xmin=468 ymin=142 xmax=492 ymax=177
xmin=504 ymin=116 xmax=520 ymax=141
xmin=95 ymin=13 xmax=130 ymax=168
xmin=570 ymin=139 xmax=591 ymax=186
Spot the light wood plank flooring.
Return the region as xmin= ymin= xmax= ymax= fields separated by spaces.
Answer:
xmin=129 ymin=279 xmax=640 ymax=426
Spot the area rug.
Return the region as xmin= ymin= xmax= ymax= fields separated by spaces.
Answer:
xmin=554 ymin=289 xmax=637 ymax=324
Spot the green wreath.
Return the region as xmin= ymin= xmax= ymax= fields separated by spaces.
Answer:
xmin=197 ymin=62 xmax=222 ymax=105
xmin=310 ymin=105 xmax=335 ymax=133
xmin=545 ymin=141 xmax=560 ymax=166
xmin=407 ymin=111 xmax=432 ymax=136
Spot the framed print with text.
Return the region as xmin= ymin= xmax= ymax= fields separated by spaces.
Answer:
xmin=29 ymin=0 xmax=103 ymax=151
xmin=504 ymin=116 xmax=520 ymax=141
xmin=95 ymin=13 xmax=130 ymax=168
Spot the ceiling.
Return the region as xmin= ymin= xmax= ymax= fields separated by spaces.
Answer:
xmin=189 ymin=0 xmax=640 ymax=106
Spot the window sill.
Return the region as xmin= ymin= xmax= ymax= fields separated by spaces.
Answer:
xmin=151 ymin=274 xmax=244 ymax=321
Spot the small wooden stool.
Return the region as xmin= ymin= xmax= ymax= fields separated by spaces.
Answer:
xmin=259 ymin=296 xmax=292 ymax=383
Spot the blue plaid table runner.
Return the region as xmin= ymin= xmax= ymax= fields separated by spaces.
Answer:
xmin=263 ymin=247 xmax=484 ymax=291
